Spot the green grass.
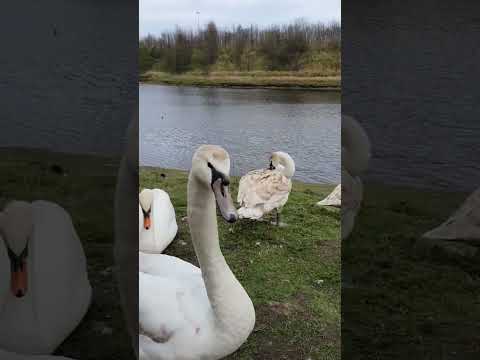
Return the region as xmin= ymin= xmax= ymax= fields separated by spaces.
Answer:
xmin=140 ymin=71 xmax=341 ymax=90
xmin=140 ymin=167 xmax=341 ymax=359
xmin=0 ymin=148 xmax=134 ymax=360
xmin=343 ymin=182 xmax=480 ymax=358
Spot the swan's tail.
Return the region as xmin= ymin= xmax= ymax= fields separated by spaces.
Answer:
xmin=237 ymin=206 xmax=264 ymax=220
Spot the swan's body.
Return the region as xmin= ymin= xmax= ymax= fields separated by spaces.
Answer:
xmin=0 ymin=201 xmax=91 ymax=355
xmin=317 ymin=183 xmax=341 ymax=207
xmin=341 ymin=115 xmax=371 ymax=239
xmin=237 ymin=151 xmax=295 ymax=223
xmin=139 ymin=145 xmax=255 ymax=360
xmin=423 ymin=187 xmax=480 ymax=242
xmin=139 ymin=189 xmax=178 ymax=254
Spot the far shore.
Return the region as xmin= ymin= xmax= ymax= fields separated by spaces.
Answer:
xmin=140 ymin=71 xmax=341 ymax=91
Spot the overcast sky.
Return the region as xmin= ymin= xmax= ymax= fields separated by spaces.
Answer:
xmin=140 ymin=0 xmax=341 ymax=37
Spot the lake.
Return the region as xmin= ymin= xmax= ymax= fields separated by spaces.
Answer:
xmin=140 ymin=84 xmax=341 ymax=184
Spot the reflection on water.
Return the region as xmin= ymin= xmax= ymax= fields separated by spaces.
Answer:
xmin=140 ymin=84 xmax=340 ymax=184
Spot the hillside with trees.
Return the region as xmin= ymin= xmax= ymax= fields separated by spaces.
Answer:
xmin=140 ymin=20 xmax=341 ymax=89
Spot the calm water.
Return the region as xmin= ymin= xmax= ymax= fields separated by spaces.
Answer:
xmin=140 ymin=84 xmax=341 ymax=184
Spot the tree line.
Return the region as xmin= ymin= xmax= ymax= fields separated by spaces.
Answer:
xmin=139 ymin=19 xmax=341 ymax=74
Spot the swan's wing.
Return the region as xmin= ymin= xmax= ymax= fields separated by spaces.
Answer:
xmin=139 ymin=204 xmax=143 ymax=234
xmin=150 ymin=189 xmax=178 ymax=253
xmin=29 ymin=201 xmax=91 ymax=351
xmin=423 ymin=187 xmax=480 ymax=242
xmin=239 ymin=170 xmax=292 ymax=210
xmin=317 ymin=184 xmax=341 ymax=207
xmin=139 ymin=253 xmax=201 ymax=279
xmin=139 ymin=270 xmax=212 ymax=358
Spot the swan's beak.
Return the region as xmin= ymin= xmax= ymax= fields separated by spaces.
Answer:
xmin=269 ymin=161 xmax=275 ymax=170
xmin=212 ymin=178 xmax=238 ymax=223
xmin=143 ymin=215 xmax=151 ymax=230
xmin=11 ymin=261 xmax=27 ymax=298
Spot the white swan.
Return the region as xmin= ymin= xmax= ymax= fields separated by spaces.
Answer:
xmin=341 ymin=115 xmax=371 ymax=240
xmin=0 ymin=200 xmax=91 ymax=355
xmin=139 ymin=189 xmax=178 ymax=254
xmin=317 ymin=183 xmax=341 ymax=207
xmin=139 ymin=145 xmax=255 ymax=360
xmin=423 ymin=187 xmax=480 ymax=242
xmin=237 ymin=151 xmax=295 ymax=226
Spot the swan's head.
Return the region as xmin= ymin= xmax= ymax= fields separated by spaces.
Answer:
xmin=191 ymin=145 xmax=238 ymax=223
xmin=269 ymin=151 xmax=295 ymax=178
xmin=139 ymin=189 xmax=153 ymax=230
xmin=0 ymin=201 xmax=33 ymax=298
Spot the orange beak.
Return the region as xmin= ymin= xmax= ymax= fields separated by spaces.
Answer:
xmin=11 ymin=262 xmax=27 ymax=298
xmin=144 ymin=215 xmax=151 ymax=230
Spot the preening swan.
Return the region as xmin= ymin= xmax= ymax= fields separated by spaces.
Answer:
xmin=237 ymin=151 xmax=295 ymax=226
xmin=341 ymin=115 xmax=371 ymax=239
xmin=0 ymin=200 xmax=91 ymax=355
xmin=139 ymin=188 xmax=178 ymax=253
xmin=422 ymin=187 xmax=480 ymax=242
xmin=317 ymin=183 xmax=341 ymax=207
xmin=139 ymin=145 xmax=255 ymax=360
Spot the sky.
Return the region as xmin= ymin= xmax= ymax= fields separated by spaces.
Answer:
xmin=140 ymin=0 xmax=341 ymax=37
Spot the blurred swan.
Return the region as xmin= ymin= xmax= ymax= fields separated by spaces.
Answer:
xmin=0 ymin=200 xmax=91 ymax=355
xmin=139 ymin=145 xmax=255 ymax=360
xmin=139 ymin=189 xmax=177 ymax=254
xmin=237 ymin=151 xmax=295 ymax=226
xmin=341 ymin=115 xmax=371 ymax=239
xmin=423 ymin=187 xmax=480 ymax=241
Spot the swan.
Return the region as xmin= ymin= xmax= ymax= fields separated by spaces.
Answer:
xmin=317 ymin=183 xmax=341 ymax=207
xmin=0 ymin=200 xmax=91 ymax=355
xmin=139 ymin=145 xmax=255 ymax=360
xmin=139 ymin=189 xmax=178 ymax=254
xmin=341 ymin=115 xmax=371 ymax=240
xmin=422 ymin=187 xmax=480 ymax=242
xmin=237 ymin=151 xmax=295 ymax=226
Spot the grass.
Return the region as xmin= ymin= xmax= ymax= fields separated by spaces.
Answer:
xmin=0 ymin=148 xmax=134 ymax=360
xmin=140 ymin=70 xmax=341 ymax=90
xmin=343 ymin=182 xmax=480 ymax=358
xmin=140 ymin=167 xmax=341 ymax=359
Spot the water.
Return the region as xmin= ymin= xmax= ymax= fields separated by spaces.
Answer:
xmin=140 ymin=84 xmax=341 ymax=184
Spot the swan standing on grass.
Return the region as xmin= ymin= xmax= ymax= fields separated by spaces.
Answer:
xmin=341 ymin=115 xmax=371 ymax=239
xmin=237 ymin=151 xmax=295 ymax=226
xmin=139 ymin=188 xmax=178 ymax=253
xmin=139 ymin=145 xmax=255 ymax=360
xmin=0 ymin=201 xmax=91 ymax=355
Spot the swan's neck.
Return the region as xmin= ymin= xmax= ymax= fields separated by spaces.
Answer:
xmin=187 ymin=176 xmax=254 ymax=339
xmin=282 ymin=159 xmax=295 ymax=178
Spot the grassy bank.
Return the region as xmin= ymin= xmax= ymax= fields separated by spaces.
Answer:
xmin=0 ymin=148 xmax=134 ymax=359
xmin=140 ymin=167 xmax=341 ymax=359
xmin=343 ymin=183 xmax=480 ymax=358
xmin=140 ymin=70 xmax=341 ymax=90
